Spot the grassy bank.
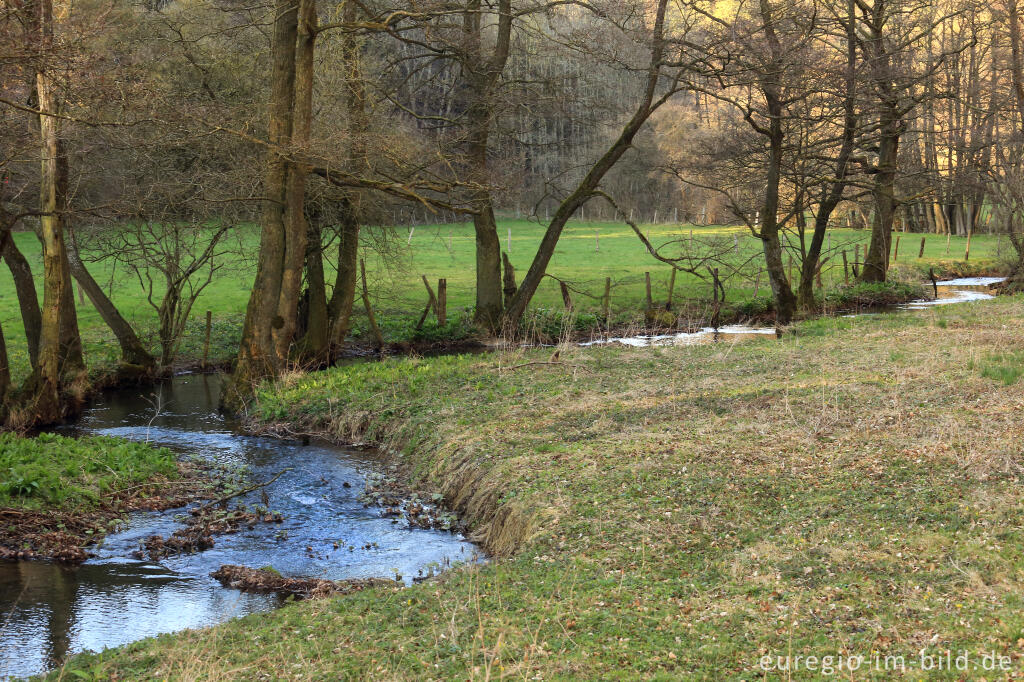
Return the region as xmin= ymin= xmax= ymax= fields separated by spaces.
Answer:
xmin=0 ymin=433 xmax=208 ymax=561
xmin=0 ymin=222 xmax=1008 ymax=385
xmin=60 ymin=294 xmax=1024 ymax=679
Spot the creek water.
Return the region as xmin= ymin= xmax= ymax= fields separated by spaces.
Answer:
xmin=583 ymin=277 xmax=1004 ymax=347
xmin=0 ymin=374 xmax=478 ymax=680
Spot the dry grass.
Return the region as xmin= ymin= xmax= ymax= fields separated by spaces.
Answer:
xmin=54 ymin=294 xmax=1024 ymax=680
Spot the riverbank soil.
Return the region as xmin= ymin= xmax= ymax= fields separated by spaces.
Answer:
xmin=0 ymin=433 xmax=216 ymax=561
xmin=57 ymin=295 xmax=1024 ymax=679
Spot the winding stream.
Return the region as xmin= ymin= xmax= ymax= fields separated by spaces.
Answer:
xmin=0 ymin=276 xmax=1005 ymax=679
xmin=583 ymin=277 xmax=1004 ymax=347
xmin=0 ymin=375 xmax=478 ymax=680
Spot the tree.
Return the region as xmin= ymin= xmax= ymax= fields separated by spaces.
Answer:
xmin=226 ymin=0 xmax=316 ymax=407
xmin=503 ymin=0 xmax=682 ymax=325
xmin=24 ymin=0 xmax=87 ymax=422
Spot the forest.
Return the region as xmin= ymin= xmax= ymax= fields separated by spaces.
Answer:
xmin=2 ymin=0 xmax=1024 ymax=679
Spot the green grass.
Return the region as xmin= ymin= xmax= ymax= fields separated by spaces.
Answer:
xmin=977 ymin=350 xmax=1024 ymax=386
xmin=0 ymin=432 xmax=178 ymax=511
xmin=0 ymin=221 xmax=1008 ymax=385
xmin=59 ymin=294 xmax=1024 ymax=680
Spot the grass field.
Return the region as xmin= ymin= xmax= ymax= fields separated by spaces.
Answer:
xmin=0 ymin=220 xmax=1009 ymax=384
xmin=54 ymin=293 xmax=1024 ymax=679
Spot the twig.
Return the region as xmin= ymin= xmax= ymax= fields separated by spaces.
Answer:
xmin=196 ymin=469 xmax=291 ymax=513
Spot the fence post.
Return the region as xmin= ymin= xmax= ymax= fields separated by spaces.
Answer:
xmin=644 ymin=272 xmax=653 ymax=312
xmin=437 ymin=278 xmax=447 ymax=325
xmin=666 ymin=268 xmax=677 ymax=311
xmin=842 ymin=250 xmax=849 ymax=284
xmin=559 ymin=281 xmax=573 ymax=310
xmin=360 ymin=259 xmax=385 ymax=347
xmin=964 ymin=230 xmax=972 ymax=261
xmin=918 ymin=236 xmax=926 ymax=259
xmin=416 ymin=276 xmax=439 ymax=330
xmin=892 ymin=235 xmax=900 ymax=262
xmin=603 ymin=277 xmax=611 ymax=321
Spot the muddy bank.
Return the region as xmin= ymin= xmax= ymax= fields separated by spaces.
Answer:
xmin=0 ymin=461 xmax=216 ymax=563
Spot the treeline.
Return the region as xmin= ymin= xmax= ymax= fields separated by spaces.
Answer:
xmin=2 ymin=0 xmax=1024 ymax=424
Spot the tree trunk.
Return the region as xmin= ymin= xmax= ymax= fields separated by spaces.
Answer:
xmin=27 ymin=8 xmax=86 ymax=423
xmin=0 ymin=319 xmax=9 ymax=408
xmin=225 ymin=0 xmax=299 ymax=408
xmin=756 ymin=0 xmax=797 ymax=324
xmin=1 ymin=234 xmax=42 ymax=369
xmin=272 ymin=0 xmax=315 ymax=364
xmin=861 ymin=113 xmax=899 ymax=282
xmin=503 ymin=0 xmax=669 ymax=327
xmin=462 ymin=0 xmax=511 ymax=333
xmin=295 ymin=216 xmax=329 ymax=362
xmin=328 ymin=203 xmax=360 ymax=349
xmin=326 ymin=1 xmax=367 ymax=353
xmin=66 ymin=227 xmax=155 ymax=371
xmin=797 ymin=0 xmax=857 ymax=313
xmin=472 ymin=204 xmax=503 ymax=330
xmin=859 ymin=0 xmax=902 ymax=284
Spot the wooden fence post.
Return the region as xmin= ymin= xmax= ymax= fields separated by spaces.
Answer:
xmin=415 ymin=276 xmax=439 ymax=330
xmin=644 ymin=272 xmax=653 ymax=312
xmin=559 ymin=281 xmax=573 ymax=310
xmin=603 ymin=277 xmax=611 ymax=321
xmin=666 ymin=268 xmax=677 ymax=311
xmin=918 ymin=236 xmax=926 ymax=259
xmin=711 ymin=268 xmax=722 ymax=329
xmin=361 ymin=259 xmax=385 ymax=347
xmin=892 ymin=235 xmax=900 ymax=262
xmin=842 ymin=249 xmax=849 ymax=283
xmin=437 ymin=278 xmax=447 ymax=325
xmin=964 ymin=230 xmax=972 ymax=261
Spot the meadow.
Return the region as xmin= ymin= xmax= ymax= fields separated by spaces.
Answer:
xmin=0 ymin=219 xmax=1007 ymax=384
xmin=57 ymin=290 xmax=1024 ymax=680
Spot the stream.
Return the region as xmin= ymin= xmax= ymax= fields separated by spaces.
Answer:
xmin=583 ymin=277 xmax=1004 ymax=347
xmin=0 ymin=276 xmax=1005 ymax=679
xmin=0 ymin=374 xmax=478 ymax=680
